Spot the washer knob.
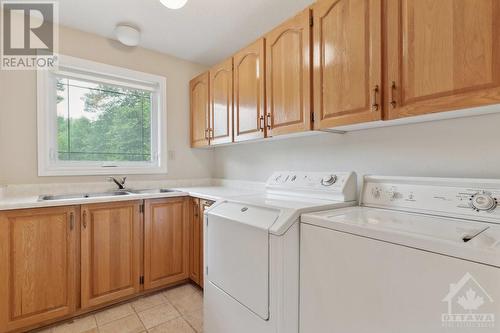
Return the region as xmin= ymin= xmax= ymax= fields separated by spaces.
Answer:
xmin=321 ymin=175 xmax=337 ymax=186
xmin=470 ymin=192 xmax=497 ymax=212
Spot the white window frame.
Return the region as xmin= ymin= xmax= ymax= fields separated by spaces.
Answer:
xmin=37 ymin=55 xmax=167 ymax=176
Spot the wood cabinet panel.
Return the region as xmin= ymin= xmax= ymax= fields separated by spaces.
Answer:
xmin=210 ymin=59 xmax=234 ymax=145
xmin=198 ymin=199 xmax=213 ymax=288
xmin=190 ymin=72 xmax=210 ymax=148
xmin=0 ymin=207 xmax=77 ymax=333
xmin=234 ymin=39 xmax=266 ymax=142
xmin=189 ymin=198 xmax=202 ymax=285
xmin=80 ymin=201 xmax=141 ymax=309
xmin=313 ymin=0 xmax=382 ymax=128
xmin=386 ymin=0 xmax=500 ymax=119
xmin=265 ymin=8 xmax=312 ymax=136
xmin=144 ymin=197 xmax=189 ymax=290
xmin=189 ymin=198 xmax=213 ymax=288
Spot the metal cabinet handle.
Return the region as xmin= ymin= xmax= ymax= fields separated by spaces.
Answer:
xmin=259 ymin=115 xmax=264 ymax=132
xmin=204 ymin=128 xmax=209 ymax=140
xmin=266 ymin=114 xmax=272 ymax=130
xmin=193 ymin=202 xmax=199 ymax=218
xmin=69 ymin=212 xmax=74 ymax=231
xmin=390 ymin=81 xmax=397 ymax=108
xmin=371 ymin=85 xmax=379 ymax=112
xmin=82 ymin=210 xmax=87 ymax=229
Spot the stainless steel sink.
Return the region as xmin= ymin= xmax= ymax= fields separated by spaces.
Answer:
xmin=128 ymin=188 xmax=180 ymax=194
xmin=38 ymin=188 xmax=180 ymax=201
xmin=38 ymin=191 xmax=131 ymax=201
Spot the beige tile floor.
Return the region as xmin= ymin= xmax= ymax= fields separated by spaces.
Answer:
xmin=35 ymin=283 xmax=203 ymax=333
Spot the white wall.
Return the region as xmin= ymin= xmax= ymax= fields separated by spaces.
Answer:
xmin=0 ymin=23 xmax=211 ymax=184
xmin=213 ymin=112 xmax=500 ymax=182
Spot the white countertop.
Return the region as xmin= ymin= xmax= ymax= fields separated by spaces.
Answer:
xmin=0 ymin=182 xmax=264 ymax=211
xmin=172 ymin=186 xmax=262 ymax=202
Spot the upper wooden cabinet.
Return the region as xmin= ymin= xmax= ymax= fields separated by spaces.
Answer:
xmin=189 ymin=0 xmax=500 ymax=142
xmin=80 ymin=201 xmax=141 ymax=309
xmin=210 ymin=59 xmax=234 ymax=145
xmin=385 ymin=0 xmax=500 ymax=119
xmin=313 ymin=0 xmax=382 ymax=128
xmin=190 ymin=72 xmax=210 ymax=148
xmin=0 ymin=207 xmax=77 ymax=333
xmin=234 ymin=39 xmax=266 ymax=142
xmin=265 ymin=8 xmax=312 ymax=137
xmin=144 ymin=197 xmax=190 ymax=290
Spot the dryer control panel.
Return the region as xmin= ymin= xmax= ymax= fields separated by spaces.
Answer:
xmin=266 ymin=171 xmax=357 ymax=202
xmin=362 ymin=176 xmax=500 ymax=224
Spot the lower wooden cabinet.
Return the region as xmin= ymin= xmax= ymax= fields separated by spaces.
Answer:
xmin=0 ymin=197 xmax=197 ymax=332
xmin=0 ymin=207 xmax=78 ymax=333
xmin=190 ymin=198 xmax=214 ymax=288
xmin=80 ymin=201 xmax=142 ymax=309
xmin=144 ymin=197 xmax=190 ymax=290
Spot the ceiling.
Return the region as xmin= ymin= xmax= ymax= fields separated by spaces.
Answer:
xmin=56 ymin=0 xmax=314 ymax=66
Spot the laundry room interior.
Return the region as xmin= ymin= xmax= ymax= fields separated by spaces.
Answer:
xmin=0 ymin=1 xmax=499 ymax=333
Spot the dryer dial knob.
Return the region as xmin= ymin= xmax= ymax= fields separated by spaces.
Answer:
xmin=470 ymin=192 xmax=497 ymax=212
xmin=321 ymin=175 xmax=337 ymax=186
xmin=371 ymin=188 xmax=381 ymax=199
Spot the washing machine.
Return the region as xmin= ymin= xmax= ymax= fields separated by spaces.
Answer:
xmin=301 ymin=176 xmax=500 ymax=333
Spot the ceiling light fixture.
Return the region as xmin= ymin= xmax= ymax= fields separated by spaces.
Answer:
xmin=114 ymin=24 xmax=141 ymax=47
xmin=160 ymin=0 xmax=188 ymax=10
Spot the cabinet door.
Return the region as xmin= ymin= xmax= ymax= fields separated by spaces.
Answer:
xmin=190 ymin=72 xmax=210 ymax=148
xmin=81 ymin=201 xmax=141 ymax=308
xmin=210 ymin=59 xmax=234 ymax=145
xmin=144 ymin=198 xmax=189 ymax=290
xmin=386 ymin=0 xmax=500 ymax=119
xmin=189 ymin=198 xmax=202 ymax=286
xmin=313 ymin=0 xmax=382 ymax=128
xmin=265 ymin=9 xmax=312 ymax=137
xmin=0 ymin=207 xmax=77 ymax=332
xmin=234 ymin=39 xmax=266 ymax=142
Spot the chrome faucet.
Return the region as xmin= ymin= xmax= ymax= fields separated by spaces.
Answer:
xmin=107 ymin=176 xmax=127 ymax=190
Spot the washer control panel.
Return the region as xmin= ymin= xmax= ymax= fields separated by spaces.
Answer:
xmin=470 ymin=192 xmax=497 ymax=212
xmin=362 ymin=176 xmax=500 ymax=224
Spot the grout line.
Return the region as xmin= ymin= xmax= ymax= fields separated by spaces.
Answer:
xmin=92 ymin=315 xmax=100 ymax=333
xmin=161 ymin=287 xmax=201 ymax=333
xmin=181 ymin=313 xmax=199 ymax=333
xmin=134 ymin=296 xmax=183 ymax=331
xmin=95 ymin=308 xmax=136 ymax=328
xmin=97 ymin=313 xmax=143 ymax=331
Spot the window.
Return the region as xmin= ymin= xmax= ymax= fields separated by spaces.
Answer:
xmin=37 ymin=55 xmax=167 ymax=175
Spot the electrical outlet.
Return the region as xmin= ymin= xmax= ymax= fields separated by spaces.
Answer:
xmin=168 ymin=150 xmax=175 ymax=161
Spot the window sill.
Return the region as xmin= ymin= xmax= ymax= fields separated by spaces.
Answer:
xmin=38 ymin=165 xmax=167 ymax=176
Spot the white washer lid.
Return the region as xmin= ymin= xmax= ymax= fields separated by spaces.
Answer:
xmin=302 ymin=207 xmax=488 ymax=244
xmin=301 ymin=207 xmax=500 ymax=267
